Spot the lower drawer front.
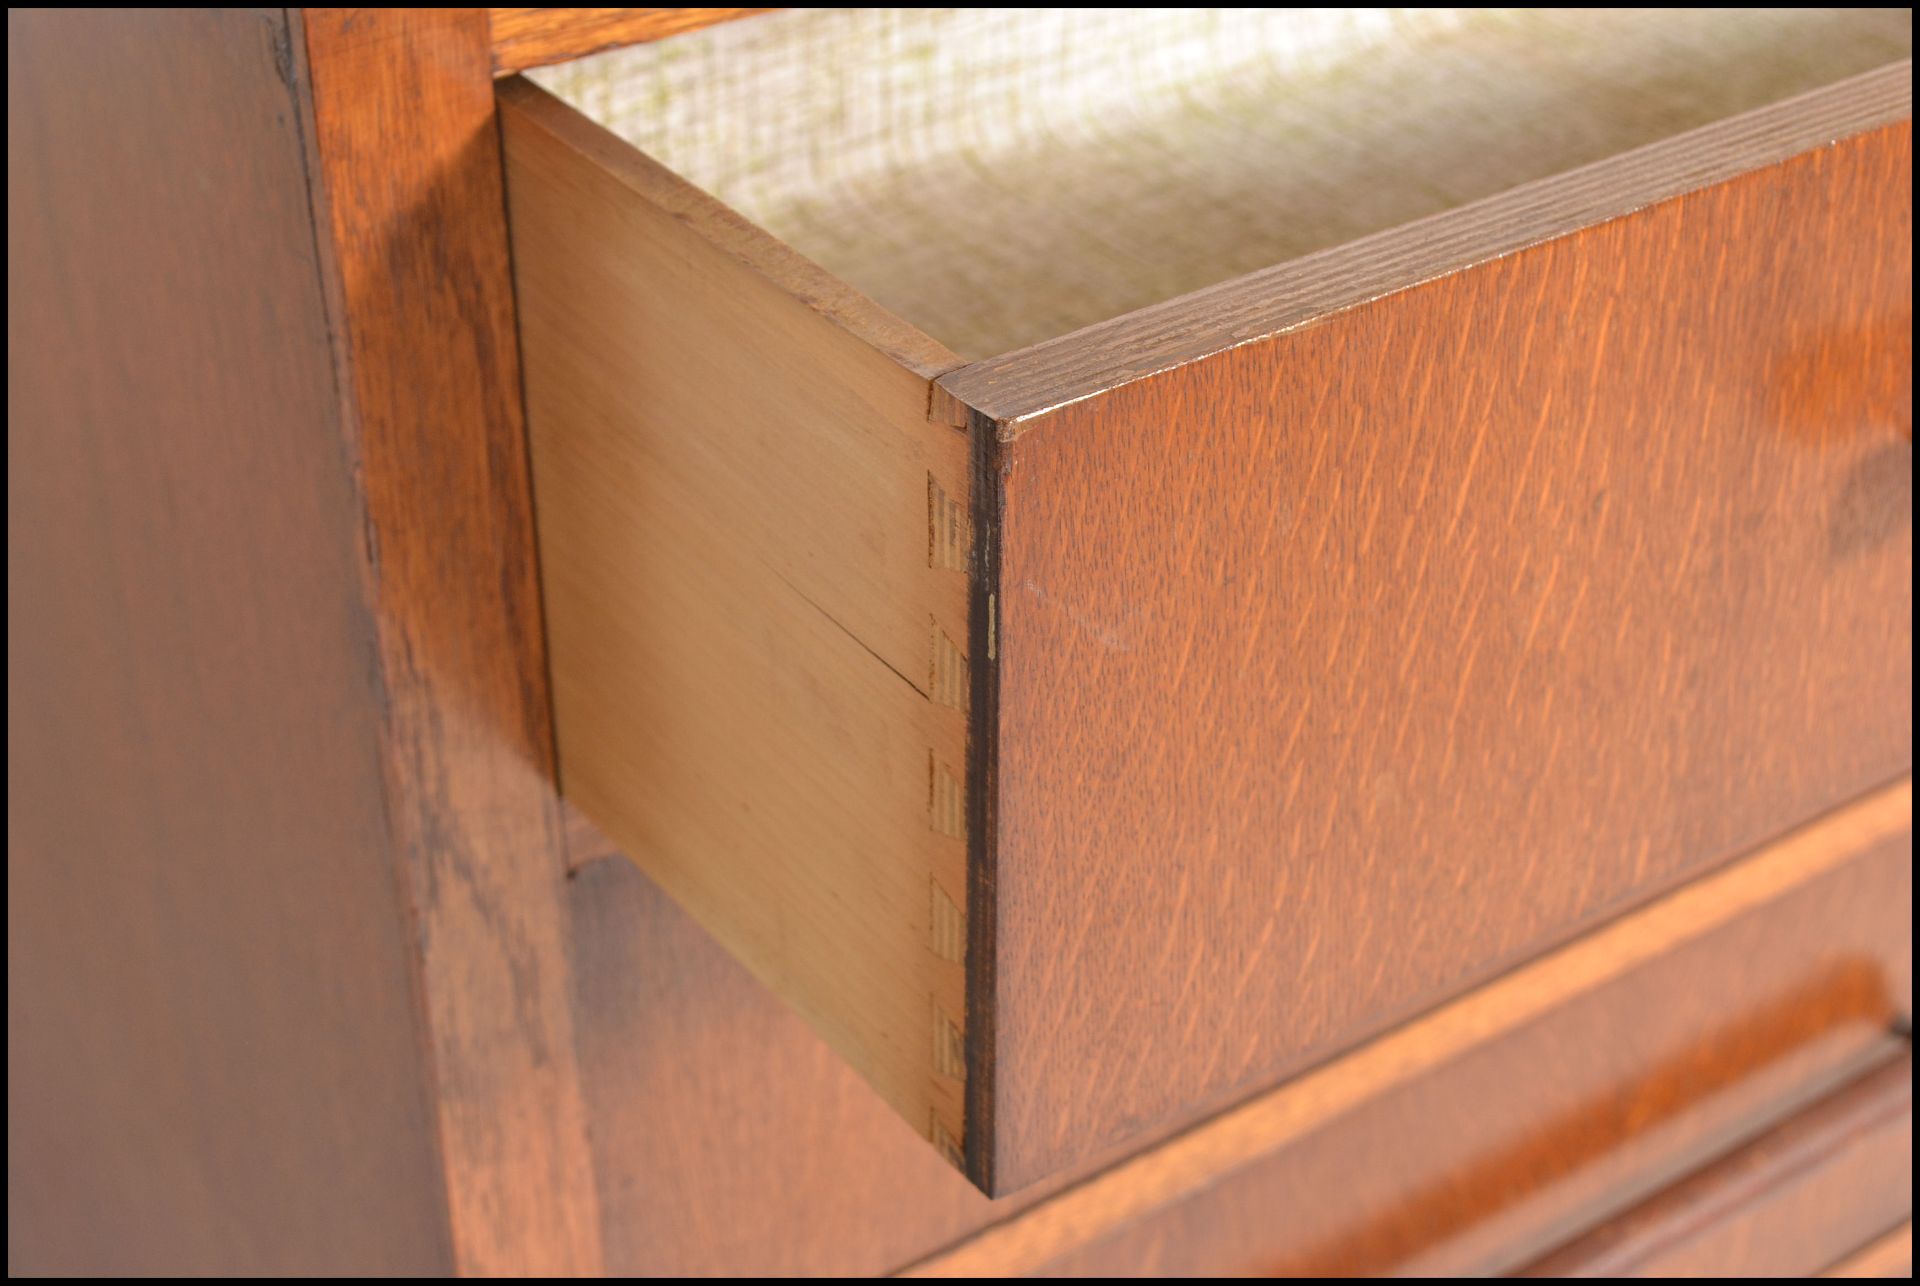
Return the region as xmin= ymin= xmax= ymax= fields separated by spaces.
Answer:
xmin=910 ymin=784 xmax=1911 ymax=1276
xmin=1520 ymin=1046 xmax=1912 ymax=1278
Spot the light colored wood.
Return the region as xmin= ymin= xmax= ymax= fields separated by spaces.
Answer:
xmin=903 ymin=779 xmax=1912 ymax=1276
xmin=536 ymin=8 xmax=1910 ymax=361
xmin=498 ymin=78 xmax=977 ymax=1168
xmin=1826 ymin=1223 xmax=1915 ymax=1277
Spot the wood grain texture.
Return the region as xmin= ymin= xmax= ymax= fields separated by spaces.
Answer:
xmin=540 ymin=11 xmax=1909 ymax=363
xmin=1826 ymin=1222 xmax=1915 ymax=1277
xmin=36 ymin=7 xmax=1911 ymax=1277
xmin=908 ymin=782 xmax=1913 ymax=1276
xmin=1033 ymin=858 xmax=1914 ymax=1279
xmin=299 ymin=11 xmax=601 ymax=1274
xmin=498 ymin=78 xmax=976 ymax=1167
xmin=941 ymin=61 xmax=1912 ymax=423
xmin=490 ymin=7 xmax=768 ymax=73
xmin=6 ymin=9 xmax=450 ymax=1273
xmin=1519 ymin=1047 xmax=1913 ymax=1278
xmin=512 ymin=34 xmax=1912 ymax=1193
xmin=963 ymin=116 xmax=1913 ymax=1189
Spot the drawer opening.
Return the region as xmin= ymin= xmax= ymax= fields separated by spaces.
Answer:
xmin=529 ymin=7 xmax=1909 ymax=362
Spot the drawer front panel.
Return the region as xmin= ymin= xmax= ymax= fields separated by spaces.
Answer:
xmin=981 ymin=119 xmax=1912 ymax=1186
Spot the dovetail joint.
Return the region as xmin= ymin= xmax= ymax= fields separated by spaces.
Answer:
xmin=932 ymin=1001 xmax=966 ymax=1081
xmin=931 ymin=622 xmax=968 ymax=709
xmin=929 ymin=1110 xmax=966 ymax=1167
xmin=928 ymin=473 xmax=970 ymax=572
xmin=929 ymin=878 xmax=964 ymax=962
xmin=929 ymin=754 xmax=965 ymax=838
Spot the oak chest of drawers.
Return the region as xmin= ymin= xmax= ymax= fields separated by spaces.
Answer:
xmin=9 ymin=7 xmax=1912 ymax=1276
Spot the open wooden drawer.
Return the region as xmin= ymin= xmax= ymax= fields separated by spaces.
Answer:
xmin=498 ymin=8 xmax=1914 ymax=1193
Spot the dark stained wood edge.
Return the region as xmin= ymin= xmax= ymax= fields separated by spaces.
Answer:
xmin=1516 ymin=1044 xmax=1913 ymax=1277
xmin=903 ymin=778 xmax=1912 ymax=1276
xmin=490 ymin=7 xmax=770 ymax=74
xmin=964 ymin=406 xmax=1006 ymax=1193
xmin=298 ymin=9 xmax=602 ymax=1274
xmin=937 ymin=59 xmax=1914 ymax=430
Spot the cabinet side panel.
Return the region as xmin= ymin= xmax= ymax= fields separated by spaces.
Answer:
xmin=6 ymin=9 xmax=450 ymax=1273
xmin=991 ymin=123 xmax=1913 ymax=1186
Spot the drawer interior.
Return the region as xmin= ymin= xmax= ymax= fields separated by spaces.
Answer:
xmin=531 ymin=6 xmax=1909 ymax=360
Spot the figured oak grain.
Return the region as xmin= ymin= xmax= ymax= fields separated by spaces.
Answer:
xmin=964 ymin=115 xmax=1913 ymax=1189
